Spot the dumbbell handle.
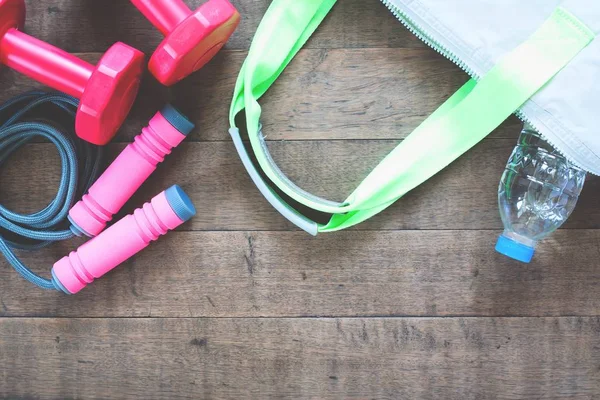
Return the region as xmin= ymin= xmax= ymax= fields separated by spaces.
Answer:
xmin=131 ymin=0 xmax=192 ymax=36
xmin=53 ymin=185 xmax=196 ymax=294
xmin=69 ymin=105 xmax=194 ymax=237
xmin=0 ymin=29 xmax=94 ymax=98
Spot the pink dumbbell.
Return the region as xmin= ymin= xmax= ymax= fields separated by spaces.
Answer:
xmin=53 ymin=185 xmax=196 ymax=294
xmin=0 ymin=0 xmax=145 ymax=145
xmin=131 ymin=0 xmax=240 ymax=86
xmin=69 ymin=104 xmax=194 ymax=237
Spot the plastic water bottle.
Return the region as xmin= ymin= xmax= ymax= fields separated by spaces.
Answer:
xmin=495 ymin=124 xmax=586 ymax=263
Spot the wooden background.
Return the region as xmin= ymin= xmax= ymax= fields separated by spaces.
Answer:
xmin=1 ymin=0 xmax=600 ymax=399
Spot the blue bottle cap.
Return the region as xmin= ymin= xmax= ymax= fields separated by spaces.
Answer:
xmin=161 ymin=104 xmax=195 ymax=135
xmin=495 ymin=234 xmax=535 ymax=263
xmin=165 ymin=185 xmax=196 ymax=222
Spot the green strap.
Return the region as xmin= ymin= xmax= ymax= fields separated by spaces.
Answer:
xmin=230 ymin=2 xmax=594 ymax=234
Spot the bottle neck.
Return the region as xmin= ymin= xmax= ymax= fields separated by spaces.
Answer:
xmin=502 ymin=229 xmax=537 ymax=248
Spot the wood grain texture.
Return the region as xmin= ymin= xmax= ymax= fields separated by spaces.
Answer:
xmin=1 ymin=141 xmax=598 ymax=232
xmin=22 ymin=0 xmax=423 ymax=52
xmin=2 ymin=317 xmax=600 ymax=399
xmin=0 ymin=49 xmax=521 ymax=142
xmin=1 ymin=1 xmax=599 ymax=399
xmin=1 ymin=230 xmax=599 ymax=317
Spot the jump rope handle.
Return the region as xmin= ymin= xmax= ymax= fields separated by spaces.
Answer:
xmin=69 ymin=105 xmax=194 ymax=237
xmin=53 ymin=185 xmax=196 ymax=294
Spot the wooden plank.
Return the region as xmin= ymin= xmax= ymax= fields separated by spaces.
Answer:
xmin=1 ymin=140 xmax=598 ymax=232
xmin=1 ymin=317 xmax=600 ymax=399
xmin=5 ymin=4 xmax=598 ymax=400
xmin=22 ymin=0 xmax=424 ymax=53
xmin=0 ymin=49 xmax=522 ymax=142
xmin=1 ymin=230 xmax=599 ymax=317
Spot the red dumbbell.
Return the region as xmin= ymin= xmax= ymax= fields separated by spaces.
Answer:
xmin=131 ymin=0 xmax=240 ymax=86
xmin=0 ymin=0 xmax=145 ymax=145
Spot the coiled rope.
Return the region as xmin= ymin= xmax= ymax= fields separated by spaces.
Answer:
xmin=0 ymin=91 xmax=102 ymax=290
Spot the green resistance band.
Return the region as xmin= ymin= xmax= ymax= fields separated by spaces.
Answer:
xmin=229 ymin=2 xmax=594 ymax=235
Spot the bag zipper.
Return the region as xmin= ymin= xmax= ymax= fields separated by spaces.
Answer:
xmin=380 ymin=0 xmax=479 ymax=79
xmin=380 ymin=0 xmax=587 ymax=172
